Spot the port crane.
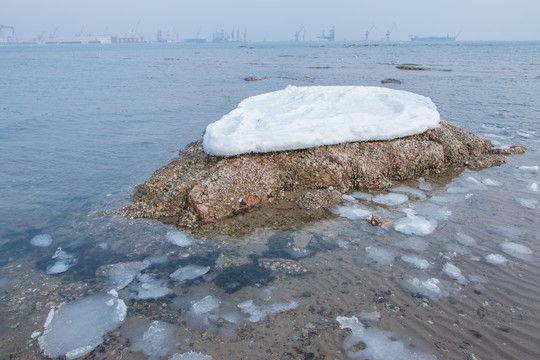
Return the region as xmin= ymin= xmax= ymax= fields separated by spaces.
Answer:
xmin=364 ymin=25 xmax=375 ymax=41
xmin=386 ymin=23 xmax=396 ymax=41
xmin=294 ymin=25 xmax=305 ymax=41
xmin=0 ymin=24 xmax=18 ymax=43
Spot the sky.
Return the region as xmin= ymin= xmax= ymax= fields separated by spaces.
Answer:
xmin=3 ymin=0 xmax=540 ymax=42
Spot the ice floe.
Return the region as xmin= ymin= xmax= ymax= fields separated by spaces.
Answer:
xmin=393 ymin=237 xmax=428 ymax=252
xmin=97 ymin=260 xmax=151 ymax=290
xmin=455 ymin=232 xmax=477 ymax=247
xmin=38 ymin=290 xmax=126 ymax=359
xmin=166 ymin=230 xmax=194 ymax=247
xmin=403 ymin=276 xmax=449 ymax=300
xmin=237 ymin=299 xmax=298 ymax=322
xmin=442 ymin=262 xmax=467 ymax=285
xmin=170 ymin=265 xmax=210 ymax=282
xmin=46 ymin=247 xmax=78 ymax=275
xmin=401 ymin=255 xmax=430 ymax=270
xmin=518 ymin=165 xmax=539 ymax=174
xmin=170 ymin=352 xmax=213 ymax=360
xmin=394 ymin=209 xmax=437 ymax=236
xmin=360 ymin=246 xmax=397 ymax=266
xmin=130 ymin=273 xmax=172 ymax=300
xmin=373 ymin=193 xmax=409 ymax=206
xmin=485 ymin=253 xmax=508 ymax=265
xmin=515 ymin=197 xmax=538 ymax=209
xmin=336 ymin=316 xmax=436 ymax=360
xmin=331 ymin=203 xmax=371 ymax=220
xmin=390 ymin=185 xmax=427 ymax=200
xmin=30 ymin=234 xmax=53 ymax=247
xmin=500 ymin=241 xmax=533 ymax=260
xmin=482 ymin=178 xmax=501 ymax=187
xmin=203 ymin=85 xmax=440 ymax=156
xmin=528 ymin=183 xmax=539 ymax=192
xmin=122 ymin=319 xmax=181 ymax=360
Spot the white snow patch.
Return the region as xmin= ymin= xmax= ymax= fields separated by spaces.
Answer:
xmin=237 ymin=299 xmax=298 ymax=322
xmin=404 ymin=276 xmax=449 ymax=300
xmin=170 ymin=352 xmax=213 ymax=360
xmin=394 ymin=209 xmax=437 ymax=236
xmin=30 ymin=234 xmax=53 ymax=247
xmin=485 ymin=253 xmax=508 ymax=265
xmin=122 ymin=319 xmax=181 ymax=360
xmin=455 ymin=232 xmax=477 ymax=247
xmin=500 ymin=241 xmax=533 ymax=260
xmin=38 ymin=292 xmax=126 ymax=359
xmin=170 ymin=265 xmax=210 ymax=282
xmin=166 ymin=230 xmax=194 ymax=247
xmin=46 ymin=247 xmax=78 ymax=275
xmin=331 ymin=204 xmax=371 ymax=220
xmin=130 ymin=274 xmax=172 ymax=300
xmin=203 ymin=85 xmax=440 ymax=156
xmin=373 ymin=193 xmax=409 ymax=206
xmin=336 ymin=316 xmax=436 ymax=360
xmin=442 ymin=263 xmax=467 ymax=285
xmin=401 ymin=255 xmax=430 ymax=270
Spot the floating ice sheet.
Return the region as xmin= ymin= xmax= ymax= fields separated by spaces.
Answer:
xmin=170 ymin=265 xmax=210 ymax=282
xmin=401 ymin=255 xmax=430 ymax=270
xmin=336 ymin=316 xmax=436 ymax=360
xmin=237 ymin=299 xmax=298 ymax=322
xmin=394 ymin=209 xmax=437 ymax=236
xmin=404 ymin=276 xmax=450 ymax=300
xmin=373 ymin=193 xmax=409 ymax=206
xmin=332 ymin=204 xmax=371 ymax=220
xmin=170 ymin=352 xmax=213 ymax=360
xmin=122 ymin=319 xmax=181 ymax=360
xmin=485 ymin=253 xmax=508 ymax=265
xmin=500 ymin=241 xmax=533 ymax=260
xmin=130 ymin=274 xmax=172 ymax=300
xmin=166 ymin=230 xmax=194 ymax=247
xmin=442 ymin=262 xmax=467 ymax=285
xmin=30 ymin=234 xmax=53 ymax=247
xmin=203 ymin=85 xmax=440 ymax=156
xmin=38 ymin=290 xmax=126 ymax=360
xmin=46 ymin=247 xmax=78 ymax=275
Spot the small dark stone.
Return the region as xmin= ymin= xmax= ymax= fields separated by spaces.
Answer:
xmin=381 ymin=78 xmax=402 ymax=84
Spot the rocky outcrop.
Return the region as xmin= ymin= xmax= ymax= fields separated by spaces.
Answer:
xmin=116 ymin=121 xmax=525 ymax=234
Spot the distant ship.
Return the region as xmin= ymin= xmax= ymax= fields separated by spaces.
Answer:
xmin=409 ymin=34 xmax=457 ymax=42
xmin=318 ymin=26 xmax=335 ymax=41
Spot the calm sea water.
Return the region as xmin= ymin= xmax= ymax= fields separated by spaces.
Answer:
xmin=1 ymin=41 xmax=539 ymax=359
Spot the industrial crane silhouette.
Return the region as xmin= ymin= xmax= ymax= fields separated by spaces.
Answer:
xmin=0 ymin=24 xmax=18 ymax=43
xmin=364 ymin=25 xmax=375 ymax=41
xmin=386 ymin=23 xmax=396 ymax=41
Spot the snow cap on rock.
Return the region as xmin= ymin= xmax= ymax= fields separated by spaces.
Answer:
xmin=203 ymin=85 xmax=440 ymax=156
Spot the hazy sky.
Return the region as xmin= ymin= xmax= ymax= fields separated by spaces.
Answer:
xmin=3 ymin=0 xmax=540 ymax=42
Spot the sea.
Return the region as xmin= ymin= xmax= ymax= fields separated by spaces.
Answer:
xmin=0 ymin=41 xmax=539 ymax=359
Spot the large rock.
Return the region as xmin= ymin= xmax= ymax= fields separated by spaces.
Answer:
xmin=116 ymin=121 xmax=524 ymax=234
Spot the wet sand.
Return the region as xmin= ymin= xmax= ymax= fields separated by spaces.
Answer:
xmin=1 ymin=152 xmax=539 ymax=360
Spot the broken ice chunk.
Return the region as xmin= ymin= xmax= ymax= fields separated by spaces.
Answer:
xmin=442 ymin=262 xmax=467 ymax=285
xmin=237 ymin=299 xmax=298 ymax=322
xmin=394 ymin=209 xmax=437 ymax=236
xmin=46 ymin=247 xmax=78 ymax=275
xmin=170 ymin=265 xmax=210 ymax=282
xmin=30 ymin=234 xmax=53 ymax=247
xmin=38 ymin=292 xmax=126 ymax=359
xmin=401 ymin=255 xmax=430 ymax=270
xmin=166 ymin=230 xmax=194 ymax=247
xmin=372 ymin=193 xmax=409 ymax=206
xmin=130 ymin=274 xmax=172 ymax=300
xmin=500 ymin=241 xmax=533 ymax=260
xmin=485 ymin=253 xmax=508 ymax=265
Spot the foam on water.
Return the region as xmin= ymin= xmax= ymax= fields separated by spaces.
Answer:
xmin=170 ymin=265 xmax=210 ymax=282
xmin=500 ymin=241 xmax=533 ymax=260
xmin=122 ymin=319 xmax=181 ymax=360
xmin=166 ymin=230 xmax=194 ymax=247
xmin=394 ymin=209 xmax=437 ymax=236
xmin=336 ymin=316 xmax=436 ymax=360
xmin=38 ymin=290 xmax=126 ymax=359
xmin=30 ymin=234 xmax=53 ymax=247
xmin=401 ymin=255 xmax=430 ymax=270
xmin=46 ymin=247 xmax=78 ymax=275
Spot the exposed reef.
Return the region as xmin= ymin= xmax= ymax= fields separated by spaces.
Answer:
xmin=116 ymin=121 xmax=525 ymax=236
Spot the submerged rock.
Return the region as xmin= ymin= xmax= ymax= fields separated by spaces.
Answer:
xmin=117 ymin=121 xmax=524 ymax=235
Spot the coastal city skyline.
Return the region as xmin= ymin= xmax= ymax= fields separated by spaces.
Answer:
xmin=2 ymin=0 xmax=540 ymax=43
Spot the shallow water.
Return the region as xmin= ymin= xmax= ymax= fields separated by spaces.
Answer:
xmin=0 ymin=41 xmax=539 ymax=359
